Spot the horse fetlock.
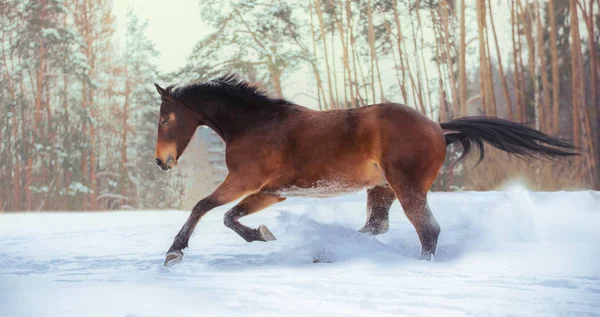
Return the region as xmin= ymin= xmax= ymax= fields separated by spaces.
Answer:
xmin=419 ymin=235 xmax=438 ymax=262
xmin=376 ymin=220 xmax=390 ymax=234
xmin=419 ymin=249 xmax=436 ymax=262
xmin=359 ymin=220 xmax=389 ymax=235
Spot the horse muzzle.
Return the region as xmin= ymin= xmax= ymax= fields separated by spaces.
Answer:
xmin=156 ymin=156 xmax=177 ymax=171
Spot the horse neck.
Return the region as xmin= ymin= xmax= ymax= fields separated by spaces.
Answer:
xmin=195 ymin=98 xmax=252 ymax=144
xmin=191 ymin=96 xmax=295 ymax=143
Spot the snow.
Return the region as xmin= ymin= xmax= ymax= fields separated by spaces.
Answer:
xmin=1 ymin=184 xmax=599 ymax=317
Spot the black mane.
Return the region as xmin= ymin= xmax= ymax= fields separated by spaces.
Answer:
xmin=169 ymin=73 xmax=294 ymax=108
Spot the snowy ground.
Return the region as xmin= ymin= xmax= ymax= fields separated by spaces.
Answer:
xmin=1 ymin=184 xmax=599 ymax=317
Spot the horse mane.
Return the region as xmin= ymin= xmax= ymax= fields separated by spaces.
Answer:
xmin=168 ymin=73 xmax=294 ymax=109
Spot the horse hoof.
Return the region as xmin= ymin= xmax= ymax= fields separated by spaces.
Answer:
xmin=358 ymin=227 xmax=370 ymax=234
xmin=164 ymin=250 xmax=184 ymax=267
xmin=419 ymin=251 xmax=434 ymax=261
xmin=358 ymin=224 xmax=388 ymax=236
xmin=258 ymin=225 xmax=276 ymax=241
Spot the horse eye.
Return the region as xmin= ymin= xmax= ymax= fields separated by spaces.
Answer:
xmin=160 ymin=117 xmax=169 ymax=125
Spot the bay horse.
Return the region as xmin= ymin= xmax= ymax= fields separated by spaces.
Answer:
xmin=154 ymin=74 xmax=576 ymax=267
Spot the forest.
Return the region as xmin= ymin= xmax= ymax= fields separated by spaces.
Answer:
xmin=0 ymin=0 xmax=598 ymax=211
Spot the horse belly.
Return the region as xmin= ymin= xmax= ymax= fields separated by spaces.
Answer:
xmin=268 ymin=163 xmax=387 ymax=198
xmin=270 ymin=181 xmax=365 ymax=198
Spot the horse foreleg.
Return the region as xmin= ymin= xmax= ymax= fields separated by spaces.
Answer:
xmin=224 ymin=193 xmax=286 ymax=242
xmin=359 ymin=185 xmax=396 ymax=235
xmin=164 ymin=174 xmax=250 ymax=267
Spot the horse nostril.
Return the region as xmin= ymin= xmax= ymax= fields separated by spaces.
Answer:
xmin=156 ymin=158 xmax=164 ymax=168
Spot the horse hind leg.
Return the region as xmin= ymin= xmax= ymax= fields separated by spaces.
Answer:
xmin=397 ymin=191 xmax=440 ymax=260
xmin=383 ymin=167 xmax=442 ymax=261
xmin=359 ymin=185 xmax=396 ymax=235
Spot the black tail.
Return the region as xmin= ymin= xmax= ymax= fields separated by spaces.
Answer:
xmin=440 ymin=116 xmax=578 ymax=164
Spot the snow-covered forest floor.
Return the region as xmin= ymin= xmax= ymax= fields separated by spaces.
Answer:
xmin=1 ymin=185 xmax=599 ymax=317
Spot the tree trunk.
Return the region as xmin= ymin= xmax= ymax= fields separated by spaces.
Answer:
xmin=519 ymin=1 xmax=538 ymax=127
xmin=347 ymin=2 xmax=369 ymax=107
xmin=570 ymin=0 xmax=581 ymax=150
xmin=34 ymin=0 xmax=46 ymax=138
xmin=511 ymin=0 xmax=525 ymax=121
xmin=346 ymin=0 xmax=364 ymax=106
xmin=392 ymin=0 xmax=409 ymax=104
xmin=431 ymin=7 xmax=448 ymax=121
xmin=476 ymin=0 xmax=487 ymax=114
xmin=81 ymin=87 xmax=89 ymax=210
xmin=548 ymin=0 xmax=560 ymax=134
xmin=570 ymin=0 xmax=597 ymax=185
xmin=488 ymin=0 xmax=512 ymax=119
xmin=367 ymin=0 xmax=384 ymax=102
xmin=586 ymin=0 xmax=599 ymax=188
xmin=330 ymin=27 xmax=340 ymax=106
xmin=270 ymin=66 xmax=284 ymax=97
xmin=536 ymin=0 xmax=551 ymax=133
xmin=459 ymin=0 xmax=467 ymax=116
xmin=11 ymin=115 xmax=20 ymax=211
xmin=26 ymin=0 xmax=48 ymax=210
xmin=484 ymin=21 xmax=497 ymax=117
xmin=331 ymin=0 xmax=351 ymax=108
xmin=440 ymin=0 xmax=459 ymax=118
xmin=308 ymin=0 xmax=326 ymax=110
xmin=582 ymin=0 xmax=598 ymax=139
xmin=314 ymin=0 xmax=336 ymax=109
xmin=408 ymin=11 xmax=427 ymax=115
xmin=415 ymin=1 xmax=433 ymax=117
xmin=477 ymin=0 xmax=496 ymax=116
xmin=86 ymin=0 xmax=98 ymax=210
xmin=121 ymin=75 xmax=130 ymax=198
xmin=337 ymin=0 xmax=354 ymax=108
xmin=383 ymin=20 xmax=405 ymax=104
xmin=3 ymin=29 xmax=18 ymax=210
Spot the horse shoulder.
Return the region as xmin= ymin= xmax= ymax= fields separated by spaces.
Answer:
xmin=223 ymin=129 xmax=288 ymax=176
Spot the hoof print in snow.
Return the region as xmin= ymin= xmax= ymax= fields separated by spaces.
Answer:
xmin=313 ymin=249 xmax=334 ymax=263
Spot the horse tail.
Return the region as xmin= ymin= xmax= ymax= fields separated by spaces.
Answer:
xmin=440 ymin=116 xmax=578 ymax=164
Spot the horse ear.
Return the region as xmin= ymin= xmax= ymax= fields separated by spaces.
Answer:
xmin=154 ymin=83 xmax=170 ymax=98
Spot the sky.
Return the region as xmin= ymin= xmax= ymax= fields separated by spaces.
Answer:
xmin=112 ymin=0 xmax=210 ymax=74
xmin=112 ymin=0 xmax=316 ymax=106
